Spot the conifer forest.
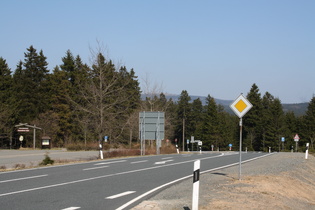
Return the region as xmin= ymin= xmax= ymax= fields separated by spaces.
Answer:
xmin=0 ymin=46 xmax=314 ymax=152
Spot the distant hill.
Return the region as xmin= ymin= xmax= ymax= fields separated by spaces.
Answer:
xmin=143 ymin=94 xmax=308 ymax=116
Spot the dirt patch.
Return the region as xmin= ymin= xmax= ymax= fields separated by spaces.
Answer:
xmin=208 ymin=173 xmax=315 ymax=209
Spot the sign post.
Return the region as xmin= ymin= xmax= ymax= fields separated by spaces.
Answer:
xmin=294 ymin=134 xmax=300 ymax=152
xmin=15 ymin=123 xmax=42 ymax=150
xmin=281 ymin=137 xmax=285 ymax=151
xmin=230 ymin=94 xmax=253 ymax=180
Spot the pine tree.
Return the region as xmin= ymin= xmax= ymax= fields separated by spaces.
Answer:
xmin=303 ymin=96 xmax=315 ymax=149
xmin=201 ymin=95 xmax=218 ymax=150
xmin=48 ymin=65 xmax=72 ymax=145
xmin=284 ymin=111 xmax=298 ymax=150
xmin=244 ymin=83 xmax=263 ymax=151
xmin=0 ymin=57 xmax=13 ymax=134
xmin=191 ymin=98 xmax=203 ymax=139
xmin=12 ymin=46 xmax=49 ymax=122
xmin=261 ymin=92 xmax=284 ymax=151
xmin=217 ymin=105 xmax=237 ymax=150
xmin=175 ymin=90 xmax=191 ymax=150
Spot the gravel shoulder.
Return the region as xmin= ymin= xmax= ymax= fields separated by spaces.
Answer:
xmin=132 ymin=152 xmax=315 ymax=210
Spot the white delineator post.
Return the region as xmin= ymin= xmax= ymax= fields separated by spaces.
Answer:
xmin=99 ymin=143 xmax=103 ymax=159
xmin=192 ymin=160 xmax=200 ymax=210
xmin=176 ymin=145 xmax=179 ymax=154
xmin=305 ymin=143 xmax=309 ymax=159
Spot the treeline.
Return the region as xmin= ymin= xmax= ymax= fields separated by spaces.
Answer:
xmin=0 ymin=46 xmax=314 ymax=152
xmin=171 ymin=85 xmax=315 ymax=152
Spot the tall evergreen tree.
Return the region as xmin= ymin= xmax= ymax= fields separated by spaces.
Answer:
xmin=283 ymin=111 xmax=297 ymax=147
xmin=261 ymin=92 xmax=284 ymax=151
xmin=48 ymin=65 xmax=72 ymax=145
xmin=244 ymin=83 xmax=262 ymax=151
xmin=0 ymin=57 xmax=13 ymax=134
xmin=190 ymin=98 xmax=204 ymax=139
xmin=217 ymin=105 xmax=237 ymax=150
xmin=175 ymin=90 xmax=191 ymax=150
xmin=12 ymin=46 xmax=49 ymax=123
xmin=201 ymin=95 xmax=218 ymax=150
xmin=303 ymin=96 xmax=315 ymax=149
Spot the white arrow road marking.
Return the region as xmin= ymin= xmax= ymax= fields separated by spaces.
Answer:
xmin=154 ymin=160 xmax=173 ymax=165
xmin=83 ymin=166 xmax=109 ymax=171
xmin=94 ymin=160 xmax=126 ymax=165
xmin=0 ymin=174 xmax=48 ymax=183
xmin=130 ymin=160 xmax=148 ymax=164
xmin=105 ymin=191 xmax=136 ymax=199
xmin=61 ymin=207 xmax=81 ymax=210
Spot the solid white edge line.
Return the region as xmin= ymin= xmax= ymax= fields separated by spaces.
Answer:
xmin=0 ymin=174 xmax=48 ymax=183
xmin=116 ymin=152 xmax=274 ymax=210
xmin=106 ymin=191 xmax=136 ymax=199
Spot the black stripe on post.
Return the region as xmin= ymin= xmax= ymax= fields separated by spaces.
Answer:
xmin=193 ymin=169 xmax=200 ymax=183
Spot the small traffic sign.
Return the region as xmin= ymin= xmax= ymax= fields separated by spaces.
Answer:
xmin=294 ymin=134 xmax=300 ymax=142
xmin=229 ymin=144 xmax=232 ymax=147
xmin=230 ymin=94 xmax=253 ymax=118
xmin=281 ymin=137 xmax=285 ymax=142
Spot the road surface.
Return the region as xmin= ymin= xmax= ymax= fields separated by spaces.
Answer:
xmin=0 ymin=151 xmax=271 ymax=209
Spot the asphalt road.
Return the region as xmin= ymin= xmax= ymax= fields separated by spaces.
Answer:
xmin=0 ymin=151 xmax=271 ymax=210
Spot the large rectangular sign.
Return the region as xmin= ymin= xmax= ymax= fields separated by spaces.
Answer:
xmin=139 ymin=111 xmax=165 ymax=140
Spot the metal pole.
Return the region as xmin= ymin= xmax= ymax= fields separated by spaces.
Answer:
xmin=239 ymin=118 xmax=242 ymax=180
xmin=33 ymin=127 xmax=36 ymax=150
xmin=182 ymin=118 xmax=185 ymax=152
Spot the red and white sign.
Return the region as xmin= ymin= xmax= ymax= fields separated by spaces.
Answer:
xmin=294 ymin=134 xmax=300 ymax=142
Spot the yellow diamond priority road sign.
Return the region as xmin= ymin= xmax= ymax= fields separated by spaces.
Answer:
xmin=230 ymin=94 xmax=253 ymax=118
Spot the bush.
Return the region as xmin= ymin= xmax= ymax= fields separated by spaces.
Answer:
xmin=40 ymin=154 xmax=54 ymax=165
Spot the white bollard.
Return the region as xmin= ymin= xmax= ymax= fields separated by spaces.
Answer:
xmin=176 ymin=145 xmax=179 ymax=154
xmin=192 ymin=160 xmax=200 ymax=210
xmin=305 ymin=143 xmax=309 ymax=159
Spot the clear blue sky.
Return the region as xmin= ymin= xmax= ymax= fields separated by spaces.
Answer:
xmin=1 ymin=0 xmax=314 ymax=103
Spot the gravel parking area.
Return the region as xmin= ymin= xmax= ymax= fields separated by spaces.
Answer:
xmin=0 ymin=149 xmax=99 ymax=170
xmin=132 ymin=152 xmax=315 ymax=210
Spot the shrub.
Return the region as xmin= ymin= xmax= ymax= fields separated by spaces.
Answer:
xmin=40 ymin=154 xmax=54 ymax=166
xmin=14 ymin=164 xmax=26 ymax=169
